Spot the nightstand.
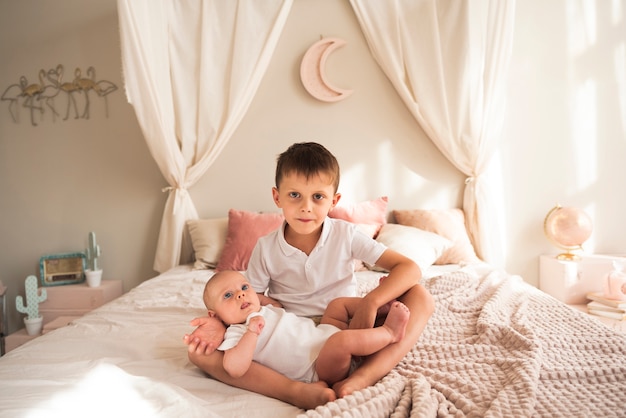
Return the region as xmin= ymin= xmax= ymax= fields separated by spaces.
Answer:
xmin=568 ymin=304 xmax=626 ymax=334
xmin=38 ymin=279 xmax=123 ymax=324
xmin=538 ymin=254 xmax=623 ymax=304
xmin=4 ymin=279 xmax=123 ymax=353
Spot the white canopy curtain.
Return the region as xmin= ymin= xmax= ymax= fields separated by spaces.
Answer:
xmin=117 ymin=0 xmax=293 ymax=272
xmin=350 ymin=0 xmax=515 ymax=265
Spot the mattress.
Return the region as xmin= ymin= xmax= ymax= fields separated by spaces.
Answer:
xmin=0 ymin=263 xmax=624 ymax=417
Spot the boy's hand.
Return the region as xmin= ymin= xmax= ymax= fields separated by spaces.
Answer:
xmin=183 ymin=316 xmax=227 ymax=355
xmin=348 ymin=299 xmax=378 ymax=330
xmin=248 ymin=316 xmax=265 ymax=335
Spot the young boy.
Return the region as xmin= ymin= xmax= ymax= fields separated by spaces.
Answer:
xmin=185 ymin=142 xmax=434 ymax=409
xmin=204 ymin=270 xmax=410 ymax=385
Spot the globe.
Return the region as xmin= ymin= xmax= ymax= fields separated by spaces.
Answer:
xmin=544 ymin=205 xmax=593 ymax=260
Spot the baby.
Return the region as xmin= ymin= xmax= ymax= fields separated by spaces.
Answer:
xmin=202 ymin=270 xmax=410 ymax=385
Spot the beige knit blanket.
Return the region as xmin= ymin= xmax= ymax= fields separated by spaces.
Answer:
xmin=300 ymin=266 xmax=626 ymax=418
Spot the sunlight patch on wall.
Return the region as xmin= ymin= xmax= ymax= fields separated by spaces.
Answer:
xmin=610 ymin=0 xmax=625 ymax=134
xmin=610 ymin=0 xmax=623 ymax=26
xmin=615 ymin=42 xmax=626 ymax=134
xmin=566 ymin=0 xmax=597 ymax=54
xmin=584 ymin=201 xmax=598 ymax=253
xmin=340 ymin=159 xmax=371 ymax=203
xmin=340 ymin=140 xmax=402 ymax=203
xmin=376 ymin=140 xmax=394 ymax=197
xmin=340 ymin=139 xmax=458 ymax=209
xmin=372 ymin=139 xmax=456 ymax=209
xmin=486 ymin=149 xmax=507 ymax=264
xmin=566 ymin=0 xmax=599 ymax=195
xmin=571 ymin=80 xmax=598 ymax=192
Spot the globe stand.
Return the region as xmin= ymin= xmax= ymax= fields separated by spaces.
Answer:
xmin=556 ymin=249 xmax=582 ymax=261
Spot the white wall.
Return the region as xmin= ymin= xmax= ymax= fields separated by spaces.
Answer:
xmin=502 ymin=0 xmax=626 ymax=283
xmin=1 ymin=0 xmax=624 ymax=335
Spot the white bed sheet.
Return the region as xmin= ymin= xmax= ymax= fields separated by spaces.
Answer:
xmin=1 ymin=264 xmax=461 ymax=418
xmin=2 ymin=263 xmax=625 ymax=417
xmin=0 ymin=266 xmax=299 ymax=417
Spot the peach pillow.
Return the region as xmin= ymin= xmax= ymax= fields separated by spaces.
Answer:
xmin=329 ymin=196 xmax=388 ymax=237
xmin=392 ymin=208 xmax=480 ymax=265
xmin=216 ymin=209 xmax=284 ymax=272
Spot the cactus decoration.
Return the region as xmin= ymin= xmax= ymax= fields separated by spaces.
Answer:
xmin=86 ymin=231 xmax=102 ymax=271
xmin=16 ymin=275 xmax=47 ymax=320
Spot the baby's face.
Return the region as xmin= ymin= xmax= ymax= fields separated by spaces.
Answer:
xmin=205 ymin=271 xmax=261 ymax=325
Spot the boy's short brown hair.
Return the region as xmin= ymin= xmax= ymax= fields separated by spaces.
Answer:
xmin=275 ymin=142 xmax=340 ymax=192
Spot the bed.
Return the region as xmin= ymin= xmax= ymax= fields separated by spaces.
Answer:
xmin=1 ymin=205 xmax=625 ymax=417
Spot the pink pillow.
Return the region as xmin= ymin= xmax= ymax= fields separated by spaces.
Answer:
xmin=392 ymin=208 xmax=480 ymax=265
xmin=216 ymin=209 xmax=284 ymax=272
xmin=329 ymin=196 xmax=388 ymax=237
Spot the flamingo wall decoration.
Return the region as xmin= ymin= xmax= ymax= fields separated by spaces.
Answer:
xmin=1 ymin=65 xmax=118 ymax=126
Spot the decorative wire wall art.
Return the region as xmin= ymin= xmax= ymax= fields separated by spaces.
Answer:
xmin=1 ymin=65 xmax=118 ymax=126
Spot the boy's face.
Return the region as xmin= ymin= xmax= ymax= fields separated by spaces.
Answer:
xmin=204 ymin=271 xmax=261 ymax=325
xmin=272 ymin=171 xmax=340 ymax=238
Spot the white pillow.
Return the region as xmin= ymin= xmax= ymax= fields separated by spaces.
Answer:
xmin=393 ymin=209 xmax=480 ymax=264
xmin=370 ymin=223 xmax=453 ymax=273
xmin=187 ymin=218 xmax=228 ymax=269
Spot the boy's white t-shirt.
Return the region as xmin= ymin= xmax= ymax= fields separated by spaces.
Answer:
xmin=217 ymin=305 xmax=339 ymax=383
xmin=246 ymin=217 xmax=386 ymax=316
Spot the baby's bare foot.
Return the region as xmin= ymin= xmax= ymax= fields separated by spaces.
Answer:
xmin=382 ymin=301 xmax=410 ymax=343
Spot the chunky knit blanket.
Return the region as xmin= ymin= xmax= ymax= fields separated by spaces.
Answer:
xmin=300 ymin=266 xmax=626 ymax=418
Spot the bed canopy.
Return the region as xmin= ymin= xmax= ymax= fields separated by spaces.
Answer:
xmin=117 ymin=0 xmax=514 ymax=273
xmin=350 ymin=0 xmax=515 ymax=267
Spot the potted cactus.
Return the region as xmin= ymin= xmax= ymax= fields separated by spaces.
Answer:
xmin=16 ymin=275 xmax=47 ymax=335
xmin=85 ymin=231 xmax=103 ymax=287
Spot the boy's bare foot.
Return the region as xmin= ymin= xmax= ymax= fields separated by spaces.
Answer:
xmin=292 ymin=380 xmax=336 ymax=409
xmin=382 ymin=301 xmax=410 ymax=343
